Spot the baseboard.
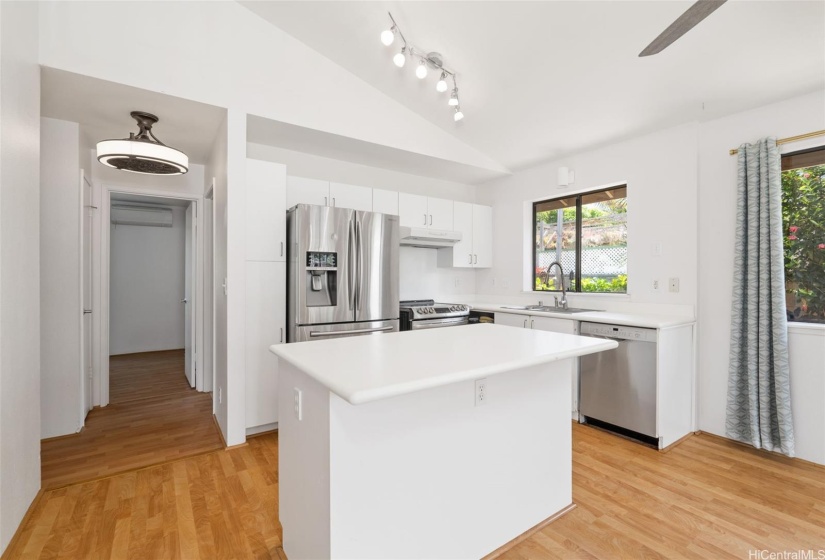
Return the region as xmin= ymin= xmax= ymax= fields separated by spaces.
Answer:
xmin=246 ymin=422 xmax=278 ymax=437
xmin=212 ymin=414 xmax=227 ymax=448
xmin=697 ymin=430 xmax=825 ymax=470
xmin=40 ymin=427 xmax=85 ymax=443
xmin=0 ymin=488 xmax=44 ymax=559
xmin=481 ymin=503 xmax=577 ymax=560
xmin=659 ymin=431 xmax=696 ymax=453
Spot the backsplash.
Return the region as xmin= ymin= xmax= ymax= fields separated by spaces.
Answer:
xmin=399 ymin=246 xmax=477 ymax=301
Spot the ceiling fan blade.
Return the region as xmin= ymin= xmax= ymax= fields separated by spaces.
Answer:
xmin=639 ymin=0 xmax=727 ymax=57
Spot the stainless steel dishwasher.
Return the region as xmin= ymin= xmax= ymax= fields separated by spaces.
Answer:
xmin=579 ymin=322 xmax=659 ymax=446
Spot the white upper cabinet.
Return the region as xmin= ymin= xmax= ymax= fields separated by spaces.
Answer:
xmin=287 ymin=176 xmax=329 ymax=209
xmin=398 ymin=194 xmax=454 ymax=230
xmin=399 ymin=193 xmax=429 ymax=228
xmin=246 ymin=159 xmax=287 ymax=262
xmin=372 ymin=189 xmax=399 ymax=216
xmin=329 ymin=182 xmax=372 ymax=212
xmin=437 ymin=202 xmax=493 ymax=268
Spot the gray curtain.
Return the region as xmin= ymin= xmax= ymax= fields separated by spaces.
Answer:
xmin=726 ymin=137 xmax=795 ymax=457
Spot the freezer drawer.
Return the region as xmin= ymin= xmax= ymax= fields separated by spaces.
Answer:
xmin=291 ymin=320 xmax=399 ymax=343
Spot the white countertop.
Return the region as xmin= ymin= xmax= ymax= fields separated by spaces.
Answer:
xmin=269 ymin=323 xmax=617 ymax=405
xmin=467 ymin=302 xmax=695 ymax=329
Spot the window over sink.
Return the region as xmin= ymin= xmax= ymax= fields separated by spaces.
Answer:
xmin=533 ymin=185 xmax=627 ymax=294
xmin=782 ymin=146 xmax=825 ymax=324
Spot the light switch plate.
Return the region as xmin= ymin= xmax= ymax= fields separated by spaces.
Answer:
xmin=669 ymin=277 xmax=680 ymax=293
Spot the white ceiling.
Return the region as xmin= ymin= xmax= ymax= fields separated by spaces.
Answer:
xmin=241 ymin=0 xmax=825 ymax=174
xmin=41 ymin=68 xmax=226 ymax=165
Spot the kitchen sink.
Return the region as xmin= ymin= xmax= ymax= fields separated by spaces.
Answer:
xmin=500 ymin=305 xmax=602 ymax=314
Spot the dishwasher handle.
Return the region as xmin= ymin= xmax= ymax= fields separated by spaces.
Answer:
xmin=579 ymin=321 xmax=657 ymax=343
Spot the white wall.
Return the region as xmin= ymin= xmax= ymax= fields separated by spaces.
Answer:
xmin=697 ymin=90 xmax=825 ymax=464
xmin=399 ymin=247 xmax=477 ymax=301
xmin=475 ymin=122 xmax=699 ymax=312
xmin=109 ymin=206 xmax=186 ymax=355
xmin=0 ymin=2 xmax=41 ymax=553
xmin=40 ymin=117 xmax=82 ymax=438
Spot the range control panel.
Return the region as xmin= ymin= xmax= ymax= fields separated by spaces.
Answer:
xmin=580 ymin=322 xmax=657 ymax=343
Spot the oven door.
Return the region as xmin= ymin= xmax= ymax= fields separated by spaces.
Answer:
xmin=410 ymin=317 xmax=469 ymax=330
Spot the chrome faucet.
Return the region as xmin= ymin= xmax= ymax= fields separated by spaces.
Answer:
xmin=546 ymin=261 xmax=568 ymax=309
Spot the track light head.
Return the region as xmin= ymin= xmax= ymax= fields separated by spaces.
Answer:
xmin=448 ymin=89 xmax=459 ymax=106
xmin=415 ymin=59 xmax=427 ymax=79
xmin=436 ymin=72 xmax=448 ymax=92
xmin=381 ymin=26 xmax=396 ymax=46
xmin=453 ymin=106 xmax=464 ymax=122
xmin=393 ymin=47 xmax=406 ymax=68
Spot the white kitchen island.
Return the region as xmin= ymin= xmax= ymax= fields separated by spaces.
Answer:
xmin=269 ymin=323 xmax=617 ymax=559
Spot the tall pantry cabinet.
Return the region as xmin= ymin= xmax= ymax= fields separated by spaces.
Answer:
xmin=245 ymin=159 xmax=287 ymax=431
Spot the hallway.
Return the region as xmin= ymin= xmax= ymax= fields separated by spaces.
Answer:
xmin=41 ymin=350 xmax=223 ymax=489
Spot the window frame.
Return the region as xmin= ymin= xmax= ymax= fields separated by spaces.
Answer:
xmin=532 ymin=184 xmax=628 ymax=294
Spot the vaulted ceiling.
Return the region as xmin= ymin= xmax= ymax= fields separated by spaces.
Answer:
xmin=242 ymin=1 xmax=825 ymax=175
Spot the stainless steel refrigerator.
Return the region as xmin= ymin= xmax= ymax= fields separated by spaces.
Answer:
xmin=286 ymin=204 xmax=399 ymax=342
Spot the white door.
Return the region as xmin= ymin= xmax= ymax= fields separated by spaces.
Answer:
xmin=398 ymin=193 xmax=428 ymax=228
xmin=427 ymin=197 xmax=454 ymax=230
xmin=472 ymin=204 xmax=493 ymax=268
xmin=372 ymin=189 xmax=398 ymax=215
xmin=286 ymin=176 xmax=329 ymax=208
xmin=452 ymin=201 xmax=474 ymax=267
xmin=184 ymin=202 xmax=195 ymax=387
xmin=494 ymin=312 xmax=528 ymax=328
xmin=82 ymin=172 xmax=94 ymax=416
xmin=329 ymin=182 xmax=372 ymax=211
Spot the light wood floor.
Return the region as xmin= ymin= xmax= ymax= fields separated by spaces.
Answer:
xmin=40 ymin=350 xmax=223 ymax=490
xmin=12 ymin=423 xmax=824 ymax=559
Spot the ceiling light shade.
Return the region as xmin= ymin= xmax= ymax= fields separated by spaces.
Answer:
xmin=453 ymin=107 xmax=464 ymax=122
xmin=393 ymin=47 xmax=406 ymax=68
xmin=381 ymin=27 xmax=395 ymax=46
xmin=96 ymin=112 xmax=188 ymax=175
xmin=436 ymin=72 xmax=448 ymax=92
xmin=448 ymin=89 xmax=459 ymax=106
xmin=416 ymin=59 xmax=427 ymax=79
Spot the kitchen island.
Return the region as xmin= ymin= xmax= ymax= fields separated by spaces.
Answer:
xmin=269 ymin=323 xmax=617 ymax=559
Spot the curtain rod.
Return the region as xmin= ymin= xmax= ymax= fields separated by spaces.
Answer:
xmin=729 ymin=129 xmax=825 ymax=155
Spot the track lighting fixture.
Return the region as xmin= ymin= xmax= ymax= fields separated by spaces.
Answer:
xmin=393 ymin=46 xmax=406 ymax=68
xmin=416 ymin=59 xmax=428 ymax=79
xmin=436 ymin=72 xmax=448 ymax=93
xmin=380 ymin=11 xmax=466 ymax=122
xmin=381 ymin=25 xmax=396 ymax=46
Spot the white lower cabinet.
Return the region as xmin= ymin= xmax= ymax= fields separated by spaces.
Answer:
xmin=245 ymin=261 xmax=286 ymax=428
xmin=495 ymin=312 xmax=579 ymax=416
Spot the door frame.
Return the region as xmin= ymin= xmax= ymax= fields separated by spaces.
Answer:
xmin=98 ymin=184 xmax=205 ymax=407
xmin=79 ymin=169 xmax=94 ymax=426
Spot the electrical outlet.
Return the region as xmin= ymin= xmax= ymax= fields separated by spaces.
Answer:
xmin=294 ymin=388 xmax=303 ymax=421
xmin=218 ymin=388 xmax=222 ymax=404
xmin=475 ymin=379 xmax=487 ymax=407
xmin=653 ymin=279 xmax=660 ymax=291
xmin=455 ymin=277 xmax=460 ymax=288
xmin=669 ymin=277 xmax=680 ymax=293
xmin=503 ymin=279 xmax=510 ymax=289
xmin=652 ymin=243 xmax=662 ymax=256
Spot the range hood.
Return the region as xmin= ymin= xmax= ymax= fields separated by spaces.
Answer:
xmin=399 ymin=226 xmax=462 ymax=248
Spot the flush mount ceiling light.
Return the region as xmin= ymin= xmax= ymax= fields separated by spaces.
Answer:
xmin=380 ymin=12 xmax=466 ymax=122
xmin=96 ymin=111 xmax=189 ymax=175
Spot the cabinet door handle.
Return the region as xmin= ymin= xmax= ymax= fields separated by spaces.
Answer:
xmin=424 ymin=213 xmax=427 ymax=225
xmin=531 ymin=319 xmax=534 ymax=329
xmin=523 ymin=319 xmax=527 ymax=328
xmin=429 ymin=214 xmax=433 ymax=226
xmin=473 ymin=254 xmax=478 ymax=264
xmin=280 ymin=327 xmax=283 ymax=343
xmin=280 ymin=241 xmax=284 ymax=257
xmin=324 ymin=196 xmax=328 ymax=206
xmin=332 ymin=197 xmax=336 ymax=207
xmin=468 ymin=254 xmax=472 ymax=264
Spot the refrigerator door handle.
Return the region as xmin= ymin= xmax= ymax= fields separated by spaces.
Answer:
xmin=355 ymin=219 xmax=363 ymax=311
xmin=348 ymin=219 xmax=356 ymax=311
